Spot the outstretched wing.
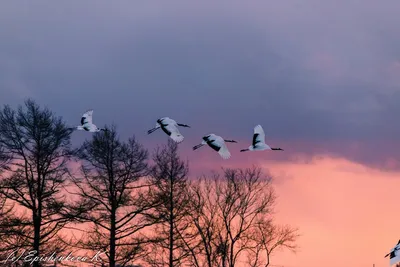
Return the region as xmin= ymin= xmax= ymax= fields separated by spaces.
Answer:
xmin=168 ymin=125 xmax=184 ymax=143
xmin=163 ymin=122 xmax=184 ymax=143
xmin=390 ymin=249 xmax=400 ymax=266
xmin=214 ymin=136 xmax=231 ymax=159
xmin=218 ymin=145 xmax=231 ymax=159
xmin=81 ymin=110 xmax=93 ymax=125
xmin=252 ymin=125 xmax=265 ymax=146
xmin=386 ymin=243 xmax=400 ymax=266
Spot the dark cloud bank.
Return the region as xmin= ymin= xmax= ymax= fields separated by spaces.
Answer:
xmin=0 ymin=1 xmax=400 ymax=170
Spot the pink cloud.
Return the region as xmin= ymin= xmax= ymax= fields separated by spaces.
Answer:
xmin=264 ymin=157 xmax=400 ymax=267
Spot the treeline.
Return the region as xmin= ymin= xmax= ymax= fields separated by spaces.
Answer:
xmin=0 ymin=100 xmax=298 ymax=267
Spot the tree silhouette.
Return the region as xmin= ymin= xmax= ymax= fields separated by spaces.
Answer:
xmin=69 ymin=126 xmax=155 ymax=267
xmin=180 ymin=167 xmax=297 ymax=267
xmin=246 ymin=218 xmax=299 ymax=267
xmin=144 ymin=140 xmax=192 ymax=267
xmin=182 ymin=174 xmax=221 ymax=267
xmin=0 ymin=99 xmax=74 ymax=267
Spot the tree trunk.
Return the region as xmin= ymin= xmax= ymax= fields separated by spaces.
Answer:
xmin=229 ymin=242 xmax=235 ymax=267
xmin=110 ymin=208 xmax=116 ymax=267
xmin=264 ymin=251 xmax=270 ymax=267
xmin=205 ymin=246 xmax=212 ymax=267
xmin=169 ymin=182 xmax=174 ymax=267
xmin=33 ymin=213 xmax=41 ymax=267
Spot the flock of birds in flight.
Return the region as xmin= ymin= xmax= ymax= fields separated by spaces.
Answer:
xmin=73 ymin=110 xmax=283 ymax=159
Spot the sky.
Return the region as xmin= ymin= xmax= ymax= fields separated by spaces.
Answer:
xmin=0 ymin=1 xmax=400 ymax=266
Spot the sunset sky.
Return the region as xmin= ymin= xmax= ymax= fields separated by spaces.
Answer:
xmin=1 ymin=1 xmax=400 ymax=266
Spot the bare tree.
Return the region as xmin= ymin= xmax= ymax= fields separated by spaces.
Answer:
xmin=144 ymin=140 xmax=192 ymax=267
xmin=181 ymin=167 xmax=298 ymax=267
xmin=0 ymin=99 xmax=74 ymax=267
xmin=246 ymin=218 xmax=299 ymax=267
xmin=181 ymin=175 xmax=221 ymax=267
xmin=69 ymin=126 xmax=154 ymax=267
xmin=214 ymin=167 xmax=276 ymax=267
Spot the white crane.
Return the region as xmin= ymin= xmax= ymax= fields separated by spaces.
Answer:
xmin=385 ymin=240 xmax=400 ymax=266
xmin=240 ymin=125 xmax=283 ymax=152
xmin=193 ymin=134 xmax=237 ymax=159
xmin=75 ymin=110 xmax=106 ymax=132
xmin=147 ymin=117 xmax=190 ymax=143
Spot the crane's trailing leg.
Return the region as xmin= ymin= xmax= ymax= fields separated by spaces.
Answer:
xmin=147 ymin=125 xmax=160 ymax=134
xmin=193 ymin=144 xmax=205 ymax=150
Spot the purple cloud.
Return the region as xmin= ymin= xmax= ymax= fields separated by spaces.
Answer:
xmin=0 ymin=0 xmax=399 ymax=169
